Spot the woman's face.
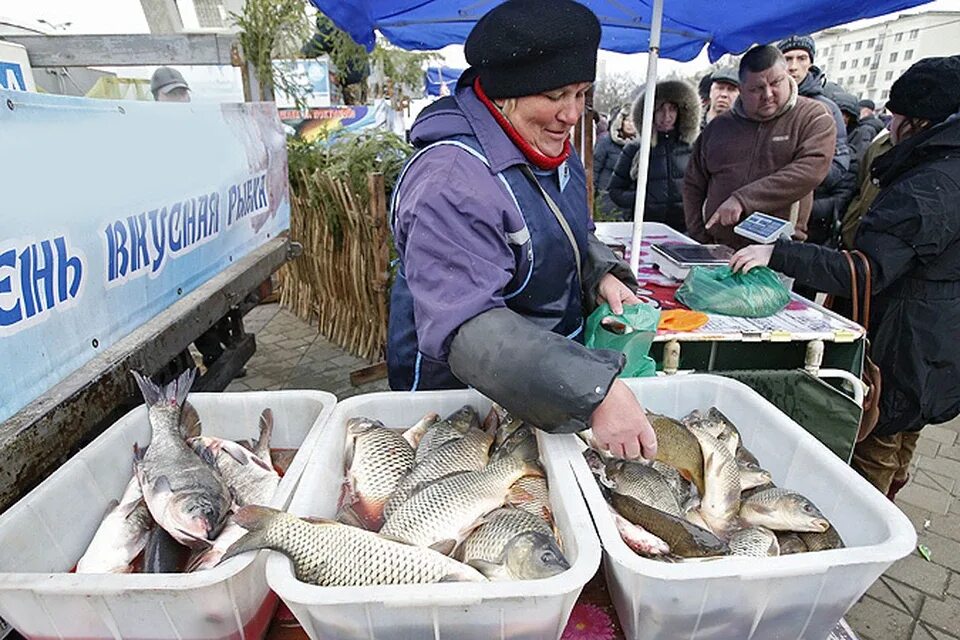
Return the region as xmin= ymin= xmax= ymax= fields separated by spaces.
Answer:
xmin=503 ymin=82 xmax=591 ymax=157
xmin=621 ymin=116 xmax=637 ymax=137
xmin=654 ymin=102 xmax=678 ymax=132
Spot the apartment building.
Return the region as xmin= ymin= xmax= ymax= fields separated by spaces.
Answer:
xmin=814 ymin=11 xmax=960 ymax=107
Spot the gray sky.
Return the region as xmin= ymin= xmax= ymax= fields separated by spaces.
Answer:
xmin=3 ymin=0 xmax=959 ymax=87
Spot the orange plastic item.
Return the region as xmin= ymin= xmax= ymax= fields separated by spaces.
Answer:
xmin=657 ymin=309 xmax=709 ymax=332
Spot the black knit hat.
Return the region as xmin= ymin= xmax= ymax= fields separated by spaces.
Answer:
xmin=777 ymin=35 xmax=816 ymax=63
xmin=464 ymin=0 xmax=601 ymax=99
xmin=887 ymin=56 xmax=960 ymax=123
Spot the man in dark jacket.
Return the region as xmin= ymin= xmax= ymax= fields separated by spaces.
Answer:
xmin=683 ymin=46 xmax=836 ymax=248
xmin=849 ymin=99 xmax=886 ymax=161
xmin=779 ymin=36 xmax=851 ymax=248
xmin=729 ymin=56 xmax=960 ymax=499
xmin=608 ymin=80 xmax=700 ymax=229
xmin=593 ymin=104 xmax=635 ymax=219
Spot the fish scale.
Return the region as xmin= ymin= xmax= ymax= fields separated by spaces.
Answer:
xmin=380 ymin=449 xmax=539 ymax=549
xmin=384 ymin=427 xmax=492 ymax=521
xmin=739 ymin=487 xmax=830 ymax=532
xmin=342 ymin=418 xmax=415 ymax=530
xmin=237 ymin=509 xmax=485 ymax=585
xmin=728 ymin=526 xmax=780 ymax=557
xmin=459 ymin=507 xmax=554 ymax=563
xmin=508 ymin=475 xmax=553 ymax=524
xmin=606 ymin=459 xmax=683 ymax=517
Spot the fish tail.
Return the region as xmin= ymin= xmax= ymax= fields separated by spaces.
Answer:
xmin=254 ymin=408 xmax=274 ymax=460
xmin=221 ymin=505 xmax=280 ymax=560
xmin=131 ymin=369 xmax=196 ymax=410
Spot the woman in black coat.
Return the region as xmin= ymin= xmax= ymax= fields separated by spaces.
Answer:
xmin=607 ymin=80 xmax=700 ymax=230
xmin=730 ymin=57 xmax=960 ymax=500
xmin=593 ymin=104 xmax=636 ymax=219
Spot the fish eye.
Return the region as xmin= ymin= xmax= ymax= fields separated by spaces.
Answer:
xmin=541 ymin=551 xmax=556 ymax=563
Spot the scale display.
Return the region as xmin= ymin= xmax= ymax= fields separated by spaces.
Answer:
xmin=735 ymin=212 xmax=794 ymax=244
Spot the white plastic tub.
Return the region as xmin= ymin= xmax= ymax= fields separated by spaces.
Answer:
xmin=265 ymin=389 xmax=602 ymax=640
xmin=566 ymin=375 xmax=916 ymax=640
xmin=0 ymin=389 xmax=336 ymax=640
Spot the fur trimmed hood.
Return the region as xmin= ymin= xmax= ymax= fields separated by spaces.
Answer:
xmin=609 ymin=105 xmax=633 ymax=146
xmin=631 ymin=79 xmax=701 ymax=147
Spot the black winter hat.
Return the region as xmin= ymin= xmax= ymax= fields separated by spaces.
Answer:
xmin=711 ymin=67 xmax=740 ymax=88
xmin=697 ymin=73 xmax=713 ymax=101
xmin=464 ymin=0 xmax=601 ymax=99
xmin=886 ymin=56 xmax=960 ymax=123
xmin=777 ymin=35 xmax=816 ymax=62
xmin=858 ymin=99 xmax=876 ymax=111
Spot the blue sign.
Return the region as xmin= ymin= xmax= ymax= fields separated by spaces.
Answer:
xmin=0 ymin=90 xmax=290 ymax=423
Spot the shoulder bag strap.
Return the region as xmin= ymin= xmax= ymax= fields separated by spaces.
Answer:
xmin=841 ymin=250 xmax=860 ymax=327
xmin=519 ymin=165 xmax=582 ymax=286
xmin=851 ymin=250 xmax=873 ymax=332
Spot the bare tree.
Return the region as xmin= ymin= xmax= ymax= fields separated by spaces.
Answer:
xmin=593 ymin=72 xmax=641 ymax=116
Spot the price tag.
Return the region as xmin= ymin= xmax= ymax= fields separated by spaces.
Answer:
xmin=833 ymin=329 xmax=858 ymax=343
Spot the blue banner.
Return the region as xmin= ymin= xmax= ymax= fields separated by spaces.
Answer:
xmin=425 ymin=66 xmax=463 ymax=97
xmin=0 ymin=90 xmax=290 ymax=423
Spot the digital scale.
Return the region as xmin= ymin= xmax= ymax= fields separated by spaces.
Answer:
xmin=734 ymin=212 xmax=794 ymax=244
xmin=649 ymin=243 xmax=734 ymax=280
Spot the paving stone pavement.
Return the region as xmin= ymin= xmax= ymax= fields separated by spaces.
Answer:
xmin=235 ymin=303 xmax=960 ymax=640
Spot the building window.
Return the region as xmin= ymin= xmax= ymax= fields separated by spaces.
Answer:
xmin=867 ymin=38 xmax=875 ymax=47
xmin=885 ymin=70 xmax=894 ymax=80
xmin=882 ymin=89 xmax=890 ymax=99
xmin=841 ymin=60 xmax=847 ymax=70
xmin=855 ymin=41 xmax=862 ymax=50
xmin=863 ymin=57 xmax=870 ymax=67
xmin=844 ymin=43 xmax=851 ymax=52
xmin=894 ymin=33 xmax=903 ymax=42
xmin=910 ymin=29 xmax=919 ymax=39
xmin=852 ymin=59 xmax=859 ymax=68
xmin=860 ymin=74 xmax=867 ymax=83
xmin=890 ymin=52 xmax=898 ymax=62
xmin=849 ymin=76 xmax=856 ymax=85
xmin=905 ymin=49 xmax=914 ymax=60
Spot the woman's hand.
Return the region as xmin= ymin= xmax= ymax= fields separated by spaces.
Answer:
xmin=730 ymin=244 xmax=775 ymax=273
xmin=591 ymin=379 xmax=658 ymax=460
xmin=597 ymin=273 xmax=640 ymax=315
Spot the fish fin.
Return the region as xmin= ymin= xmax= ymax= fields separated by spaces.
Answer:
xmin=219 ymin=440 xmax=251 ymax=466
xmin=463 ymin=559 xmax=501 ymax=578
xmin=180 ymin=401 xmax=202 ymax=439
xmin=506 ymin=486 xmax=536 ymax=506
xmin=222 ymin=530 xmax=267 ymax=561
xmin=131 ymin=370 xmax=162 ymax=407
xmin=521 ymin=461 xmax=546 ymax=479
xmin=482 ymin=406 xmax=499 ymax=435
xmin=254 ymin=409 xmax=274 ymax=461
xmin=196 ymin=443 xmax=220 ymax=468
xmin=232 ymin=504 xmax=281 ymax=530
xmin=334 ymin=505 xmax=365 ymax=528
xmin=429 ymin=539 xmax=457 ymax=556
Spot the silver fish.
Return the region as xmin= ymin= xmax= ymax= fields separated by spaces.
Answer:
xmin=339 ymin=417 xmax=415 ymax=531
xmin=415 ymin=406 xmax=478 ymax=462
xmin=458 ymin=507 xmax=568 ymax=580
xmin=401 ymin=412 xmax=440 ymax=448
xmin=604 ymin=459 xmax=683 ymax=517
xmin=507 ymin=475 xmax=555 ymax=526
xmin=380 ymin=433 xmax=542 ymax=553
xmin=650 ymin=460 xmax=693 ymax=506
xmin=739 ymin=488 xmax=830 ymax=533
xmin=76 ymin=476 xmax=153 ymax=573
xmin=688 ymin=425 xmax=741 ymax=537
xmin=775 ymin=531 xmax=808 ymax=555
xmin=383 ymin=425 xmax=492 ymax=521
xmin=189 ymin=415 xmax=279 ymax=507
xmin=799 ymin=526 xmax=845 ymax=552
xmin=224 ymin=506 xmax=487 ymax=585
xmin=132 ymin=369 xmax=232 ymax=549
xmin=728 ymin=526 xmax=780 ymax=557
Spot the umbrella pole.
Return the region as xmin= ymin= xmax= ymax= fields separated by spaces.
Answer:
xmin=629 ymin=0 xmax=664 ymax=276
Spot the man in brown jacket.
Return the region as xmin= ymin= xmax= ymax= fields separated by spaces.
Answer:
xmin=683 ymin=45 xmax=836 ymax=249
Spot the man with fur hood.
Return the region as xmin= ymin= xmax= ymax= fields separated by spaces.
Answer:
xmin=593 ymin=104 xmax=636 ymax=219
xmin=607 ymin=79 xmax=700 ymax=230
xmin=683 ymin=45 xmax=836 ymax=248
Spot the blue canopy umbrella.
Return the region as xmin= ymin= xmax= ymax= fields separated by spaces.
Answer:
xmin=311 ymin=0 xmax=931 ymax=271
xmin=425 ymin=65 xmax=465 ymax=97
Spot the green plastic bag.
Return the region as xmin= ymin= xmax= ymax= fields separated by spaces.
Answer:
xmin=585 ymin=302 xmax=660 ymax=377
xmin=675 ymin=266 xmax=790 ymax=318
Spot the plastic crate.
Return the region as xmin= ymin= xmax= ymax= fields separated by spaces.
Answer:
xmin=265 ymin=389 xmax=602 ymax=640
xmin=0 ymin=390 xmax=336 ymax=640
xmin=565 ymin=375 xmax=916 ymax=640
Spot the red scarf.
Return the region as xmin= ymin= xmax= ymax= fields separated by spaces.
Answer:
xmin=473 ymin=78 xmax=571 ymax=171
